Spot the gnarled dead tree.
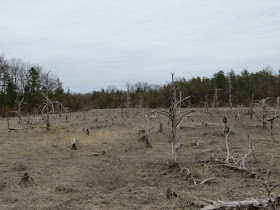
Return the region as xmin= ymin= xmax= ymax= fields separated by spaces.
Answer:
xmin=41 ymin=94 xmax=64 ymax=130
xmin=14 ymin=96 xmax=24 ymax=124
xmin=213 ymin=129 xmax=255 ymax=177
xmin=251 ymin=97 xmax=274 ymax=128
xmin=155 ymin=73 xmax=195 ymax=165
xmin=207 ymin=135 xmax=280 ymax=210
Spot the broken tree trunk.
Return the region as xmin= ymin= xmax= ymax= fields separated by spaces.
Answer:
xmin=201 ymin=194 xmax=280 ymax=210
xmin=159 ymin=121 xmax=163 ymax=132
xmin=213 ymin=132 xmax=256 ymax=177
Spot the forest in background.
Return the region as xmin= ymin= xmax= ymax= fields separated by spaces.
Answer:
xmin=1 ymin=55 xmax=280 ymax=115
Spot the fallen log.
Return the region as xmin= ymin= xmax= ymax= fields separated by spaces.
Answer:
xmin=213 ymin=155 xmax=256 ymax=178
xmin=201 ymin=194 xmax=280 ymax=210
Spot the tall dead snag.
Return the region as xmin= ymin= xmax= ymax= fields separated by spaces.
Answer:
xmin=156 ymin=73 xmax=194 ymax=165
xmin=204 ymin=95 xmax=209 ymax=111
xmin=212 ymin=88 xmax=220 ymax=113
xmin=138 ymin=94 xmax=143 ymax=108
xmin=41 ymin=95 xmax=54 ymax=130
xmin=81 ymin=107 xmax=88 ymax=121
xmin=125 ymin=82 xmax=131 ymax=109
xmin=15 ymin=96 xmax=24 ymax=124
xmin=249 ymin=94 xmax=254 ymax=119
xmin=228 ymin=76 xmax=233 ymax=109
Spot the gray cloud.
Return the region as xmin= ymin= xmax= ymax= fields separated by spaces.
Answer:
xmin=1 ymin=0 xmax=280 ymax=93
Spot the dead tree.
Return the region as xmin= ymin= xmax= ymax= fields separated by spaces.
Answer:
xmin=14 ymin=96 xmax=24 ymax=124
xmin=257 ymin=97 xmax=274 ymax=128
xmin=251 ymin=148 xmax=280 ymax=210
xmin=159 ymin=121 xmax=163 ymax=132
xmin=228 ymin=76 xmax=233 ymax=108
xmin=249 ymin=94 xmax=254 ymax=119
xmin=208 ymin=135 xmax=279 ymax=210
xmin=138 ymin=94 xmax=143 ymax=108
xmin=267 ymin=111 xmax=280 ymax=135
xmin=204 ymin=95 xmax=209 ymax=111
xmin=54 ymin=101 xmax=64 ymax=118
xmin=125 ymin=82 xmax=131 ymax=109
xmin=213 ymin=130 xmax=255 ymax=177
xmin=250 ymin=97 xmax=274 ymax=128
xmin=156 ymin=73 xmax=195 ymax=165
xmin=223 ymin=115 xmax=229 ymax=135
xmin=81 ymin=107 xmax=87 ymax=121
xmin=41 ymin=94 xmax=64 ymax=130
xmin=72 ymin=138 xmax=78 ymax=150
xmin=187 ymin=98 xmax=191 ymax=108
xmin=137 ymin=113 xmax=156 ymax=148
xmin=201 ymin=195 xmax=280 ymax=210
xmin=179 ymin=91 xmax=182 ymax=112
xmin=5 ymin=114 xmax=14 ymax=131
xmin=212 ymin=88 xmax=220 ymax=113
xmin=41 ymin=95 xmax=53 ymax=130
xmin=276 ymin=96 xmax=280 ymax=109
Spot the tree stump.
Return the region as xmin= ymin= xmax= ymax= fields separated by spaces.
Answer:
xmin=159 ymin=122 xmax=163 ymax=132
xmin=19 ymin=172 xmax=34 ymax=186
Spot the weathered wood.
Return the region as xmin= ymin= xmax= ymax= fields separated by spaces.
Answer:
xmin=201 ymin=194 xmax=280 ymax=210
xmin=199 ymin=177 xmax=216 ymax=185
xmin=159 ymin=122 xmax=163 ymax=132
xmin=213 ymin=155 xmax=256 ymax=177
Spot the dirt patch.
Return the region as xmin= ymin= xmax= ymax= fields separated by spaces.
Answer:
xmin=55 ymin=185 xmax=79 ymax=193
xmin=11 ymin=163 xmax=28 ymax=171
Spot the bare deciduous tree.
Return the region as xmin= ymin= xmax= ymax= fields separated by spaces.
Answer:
xmin=213 ymin=131 xmax=255 ymax=177
xmin=205 ymin=95 xmax=209 ymax=111
xmin=14 ymin=96 xmax=24 ymax=124
xmin=212 ymin=88 xmax=220 ymax=113
xmin=40 ymin=94 xmax=64 ymax=130
xmin=155 ymin=73 xmax=195 ymax=166
xmin=125 ymin=82 xmax=131 ymax=109
xmin=228 ymin=76 xmax=233 ymax=108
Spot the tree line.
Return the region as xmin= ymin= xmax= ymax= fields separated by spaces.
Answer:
xmin=89 ymin=67 xmax=280 ymax=109
xmin=1 ymin=54 xmax=279 ymax=115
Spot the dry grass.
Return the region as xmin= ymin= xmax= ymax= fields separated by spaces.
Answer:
xmin=0 ymin=108 xmax=279 ymax=209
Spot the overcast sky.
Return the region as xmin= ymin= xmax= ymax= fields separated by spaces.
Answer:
xmin=1 ymin=0 xmax=280 ymax=93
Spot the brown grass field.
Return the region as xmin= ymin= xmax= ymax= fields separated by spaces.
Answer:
xmin=0 ymin=108 xmax=279 ymax=209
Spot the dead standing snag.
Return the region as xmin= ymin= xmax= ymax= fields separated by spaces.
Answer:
xmin=155 ymin=73 xmax=196 ymax=165
xmin=41 ymin=94 xmax=64 ymax=130
xmin=14 ymin=96 xmax=24 ymax=124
